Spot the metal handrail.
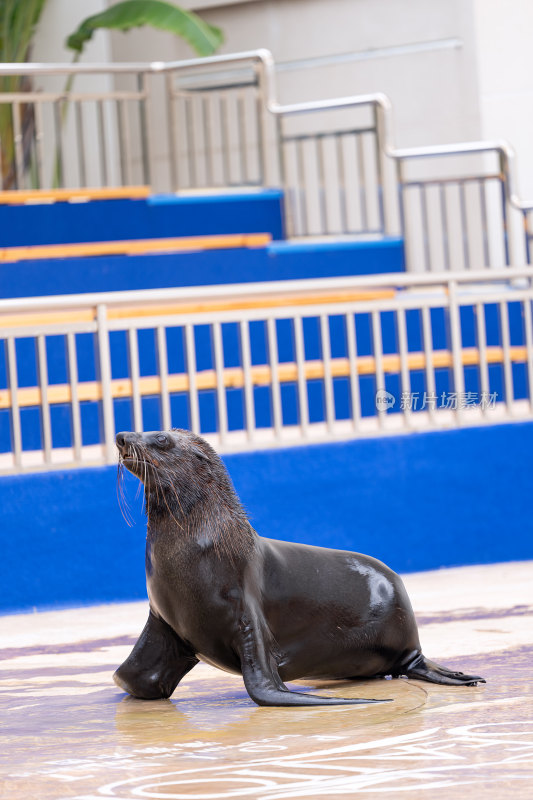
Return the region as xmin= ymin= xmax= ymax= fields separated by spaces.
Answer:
xmin=1 ymin=266 xmax=532 ymax=316
xmin=1 ymin=48 xmax=529 ymax=207
xmin=1 ymin=267 xmax=533 ymax=474
xmin=0 ymin=50 xmax=273 ymax=76
xmin=1 ymin=48 xmax=533 ymax=244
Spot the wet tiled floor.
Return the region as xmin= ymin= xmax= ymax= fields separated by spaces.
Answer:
xmin=1 ymin=561 xmax=532 ymax=799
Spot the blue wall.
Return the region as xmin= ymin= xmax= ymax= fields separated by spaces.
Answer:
xmin=0 ymin=190 xmax=284 ymax=247
xmin=1 ymin=421 xmax=532 ymax=613
xmin=0 ymin=237 xmax=404 ymax=299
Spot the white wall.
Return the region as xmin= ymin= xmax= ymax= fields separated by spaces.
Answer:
xmin=32 ymin=0 xmax=112 ymax=64
xmin=472 ymin=0 xmax=533 ymax=199
xmin=110 ymin=0 xmax=483 ymax=149
xmin=31 ymin=0 xmax=533 ymax=203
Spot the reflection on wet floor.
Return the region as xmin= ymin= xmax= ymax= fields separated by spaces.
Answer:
xmin=1 ymin=561 xmax=532 ymax=800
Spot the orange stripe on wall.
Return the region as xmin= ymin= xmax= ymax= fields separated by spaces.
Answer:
xmin=0 ymin=186 xmax=151 ymax=205
xmin=0 ymin=346 xmax=527 ymax=410
xmin=0 ymin=232 xmax=272 ymax=262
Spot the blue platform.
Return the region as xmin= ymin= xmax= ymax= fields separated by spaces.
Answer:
xmin=0 ymin=190 xmax=285 ymax=247
xmin=1 ymin=421 xmax=532 ymax=613
xmin=0 ymin=237 xmax=404 ymax=299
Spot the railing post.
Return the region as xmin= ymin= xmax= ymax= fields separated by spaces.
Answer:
xmin=185 ymin=323 xmax=200 ymax=435
xmin=447 ymin=279 xmax=465 ymax=425
xmin=373 ymin=104 xmax=386 ymax=236
xmin=256 ymin=52 xmax=280 ymax=188
xmin=165 ymin=72 xmax=179 ymax=191
xmin=276 ymin=114 xmax=294 ymax=238
xmin=96 ymin=304 xmax=116 ymax=463
xmin=523 ymin=210 xmax=531 ymax=265
xmin=395 ymin=158 xmax=410 ymax=269
xmin=137 ymin=70 xmax=151 ymax=188
xmin=500 ymin=149 xmax=528 ymax=267
xmin=500 ymin=150 xmax=511 ymax=267
xmin=375 ymin=97 xmax=400 ymax=237
xmin=6 ymin=338 xmax=22 ymax=469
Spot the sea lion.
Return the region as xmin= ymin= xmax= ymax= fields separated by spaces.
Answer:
xmin=114 ymin=429 xmax=485 ymax=707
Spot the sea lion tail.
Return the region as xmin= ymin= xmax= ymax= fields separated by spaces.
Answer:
xmin=404 ymin=653 xmax=485 ymax=686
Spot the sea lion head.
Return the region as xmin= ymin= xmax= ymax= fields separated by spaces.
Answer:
xmin=115 ymin=428 xmax=254 ymax=556
xmin=116 ymin=429 xmax=212 ymax=490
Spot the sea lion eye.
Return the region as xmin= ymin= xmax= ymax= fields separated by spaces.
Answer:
xmin=156 ymin=434 xmax=168 ymax=446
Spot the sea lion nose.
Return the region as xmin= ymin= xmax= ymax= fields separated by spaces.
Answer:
xmin=116 ymin=431 xmax=136 ymax=450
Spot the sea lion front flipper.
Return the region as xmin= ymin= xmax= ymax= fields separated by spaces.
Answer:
xmin=114 ymin=610 xmax=199 ymax=699
xmin=237 ymin=614 xmax=390 ymax=707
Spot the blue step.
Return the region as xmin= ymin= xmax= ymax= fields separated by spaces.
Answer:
xmin=0 ymin=237 xmax=405 ymax=299
xmin=0 ymin=190 xmax=285 ymax=247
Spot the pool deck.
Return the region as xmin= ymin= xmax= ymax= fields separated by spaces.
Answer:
xmin=1 ymin=560 xmax=532 ymax=800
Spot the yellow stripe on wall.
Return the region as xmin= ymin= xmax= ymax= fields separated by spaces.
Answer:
xmin=0 ymin=346 xmax=527 ymax=410
xmin=0 ymin=289 xmax=395 ymax=330
xmin=0 ymin=186 xmax=151 ymax=205
xmin=0 ymin=232 xmax=272 ymax=263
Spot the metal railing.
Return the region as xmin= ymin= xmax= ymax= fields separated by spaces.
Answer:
xmin=395 ymin=147 xmax=510 ymax=272
xmin=275 ymin=97 xmax=385 ymax=238
xmin=2 ymin=269 xmax=533 ymax=473
xmin=2 ymin=49 xmax=533 ymax=268
xmin=0 ymin=53 xmax=270 ymax=194
xmin=0 ymin=62 xmax=153 ymax=190
xmin=164 ymin=58 xmax=266 ymax=190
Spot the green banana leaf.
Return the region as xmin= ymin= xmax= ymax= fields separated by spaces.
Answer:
xmin=0 ymin=0 xmax=48 ymax=63
xmin=66 ymin=0 xmax=223 ymax=58
xmin=0 ymin=0 xmax=49 ymax=188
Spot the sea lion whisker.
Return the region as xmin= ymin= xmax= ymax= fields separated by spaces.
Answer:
xmin=147 ymin=462 xmax=156 ymax=518
xmin=150 ymin=465 xmax=160 ymax=510
xmin=167 ymin=480 xmax=186 ymax=520
xmin=132 ymin=445 xmax=144 ymax=501
xmin=159 ymin=488 xmax=186 ymax=532
xmin=143 ymin=459 xmax=170 ymax=522
xmin=140 ymin=455 xmax=183 ymax=529
xmin=116 ymin=464 xmax=127 ymax=523
xmin=164 ymin=481 xmax=188 ymax=531
xmin=153 ymin=467 xmax=186 ymax=521
xmin=144 ymin=454 xmax=154 ymax=521
xmin=119 ymin=490 xmax=134 ymax=527
xmin=119 ymin=462 xmax=136 ymax=527
xmin=116 ymin=461 xmax=135 ymax=527
xmin=155 ymin=465 xmax=165 ymax=498
xmin=144 ymin=457 xmax=150 ymax=517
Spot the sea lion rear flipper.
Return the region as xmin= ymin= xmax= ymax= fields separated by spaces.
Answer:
xmin=237 ymin=614 xmax=390 ymax=707
xmin=114 ymin=610 xmax=199 ymax=699
xmin=404 ymin=654 xmax=485 ymax=686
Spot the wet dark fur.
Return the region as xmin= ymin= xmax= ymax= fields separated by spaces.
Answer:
xmin=114 ymin=429 xmax=485 ymax=707
xmin=117 ymin=429 xmax=255 ymax=562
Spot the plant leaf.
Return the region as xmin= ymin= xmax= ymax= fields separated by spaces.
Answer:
xmin=66 ymin=0 xmax=223 ymax=58
xmin=0 ymin=0 xmax=48 ymax=63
